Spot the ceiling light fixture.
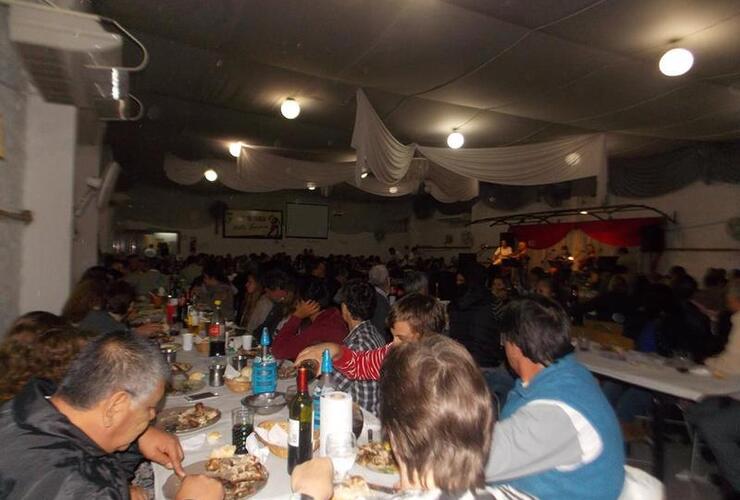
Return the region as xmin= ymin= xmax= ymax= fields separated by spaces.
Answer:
xmin=447 ymin=130 xmax=464 ymax=149
xmin=565 ymin=152 xmax=581 ymax=166
xmin=228 ymin=142 xmax=243 ymax=158
xmin=360 ymin=170 xmax=369 ymax=179
xmin=659 ymin=48 xmax=694 ymax=77
xmin=389 ymin=186 xmax=399 ymax=194
xmin=281 ymin=97 xmax=301 ymax=119
xmin=307 ymin=182 xmax=317 ymax=191
xmin=580 ymin=210 xmax=588 ymax=215
xmin=204 ymin=169 xmax=218 ymax=182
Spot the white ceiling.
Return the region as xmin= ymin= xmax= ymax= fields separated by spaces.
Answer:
xmin=96 ymin=0 xmax=740 ymax=187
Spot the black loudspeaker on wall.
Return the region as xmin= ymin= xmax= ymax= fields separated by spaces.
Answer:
xmin=640 ymin=223 xmax=665 ymax=252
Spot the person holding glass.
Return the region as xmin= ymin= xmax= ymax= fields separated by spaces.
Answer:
xmin=291 ymin=335 xmax=531 ymax=499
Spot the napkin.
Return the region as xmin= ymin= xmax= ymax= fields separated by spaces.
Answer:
xmin=225 ymin=363 xmax=240 ymax=379
xmin=180 ymin=433 xmax=206 ymax=451
xmin=255 ymin=422 xmax=288 ymax=447
xmin=245 ymin=432 xmax=270 ymax=464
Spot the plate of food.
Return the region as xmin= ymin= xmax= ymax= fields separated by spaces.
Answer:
xmin=155 ymin=403 xmax=221 ymax=434
xmin=357 ymin=441 xmax=399 ymax=475
xmin=162 ymin=453 xmax=268 ymax=499
xmin=166 ymin=377 xmax=206 ymax=396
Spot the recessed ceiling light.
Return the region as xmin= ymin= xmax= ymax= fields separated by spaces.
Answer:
xmin=360 ymin=171 xmax=369 ymax=179
xmin=580 ymin=210 xmax=588 ymax=215
xmin=204 ymin=169 xmax=218 ymax=182
xmin=565 ymin=152 xmax=581 ymax=166
xmin=307 ymin=182 xmax=317 ymax=191
xmin=389 ymin=186 xmax=399 ymax=194
xmin=228 ymin=142 xmax=243 ymax=158
xmin=659 ymin=48 xmax=694 ymax=77
xmin=281 ymin=98 xmax=301 ymax=119
xmin=447 ymin=131 xmax=464 ymax=149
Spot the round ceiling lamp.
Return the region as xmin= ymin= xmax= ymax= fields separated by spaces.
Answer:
xmin=659 ymin=48 xmax=694 ymax=76
xmin=447 ymin=130 xmax=464 ymax=149
xmin=307 ymin=182 xmax=317 ymax=191
xmin=389 ymin=186 xmax=399 ymax=194
xmin=281 ymin=98 xmax=301 ymax=119
xmin=580 ymin=210 xmax=588 ymax=215
xmin=204 ymin=169 xmax=218 ymax=182
xmin=228 ymin=142 xmax=243 ymax=158
xmin=360 ymin=170 xmax=369 ymax=179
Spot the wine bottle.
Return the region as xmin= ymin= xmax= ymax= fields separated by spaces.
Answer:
xmin=288 ymin=366 xmax=313 ymax=474
xmin=312 ymin=349 xmax=335 ymax=430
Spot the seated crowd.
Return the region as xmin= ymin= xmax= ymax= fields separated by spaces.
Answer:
xmin=0 ymin=245 xmax=738 ymax=499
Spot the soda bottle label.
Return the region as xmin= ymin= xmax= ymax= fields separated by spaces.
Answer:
xmin=208 ymin=324 xmax=220 ymax=337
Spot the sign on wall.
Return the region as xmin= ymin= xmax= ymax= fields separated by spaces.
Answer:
xmin=223 ymin=209 xmax=283 ymax=239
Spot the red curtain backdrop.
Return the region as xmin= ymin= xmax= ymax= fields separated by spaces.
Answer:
xmin=511 ymin=217 xmax=663 ymax=249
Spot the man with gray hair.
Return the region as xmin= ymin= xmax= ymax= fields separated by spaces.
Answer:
xmin=0 ymin=331 xmax=223 ymax=500
xmin=368 ymin=264 xmax=392 ymax=340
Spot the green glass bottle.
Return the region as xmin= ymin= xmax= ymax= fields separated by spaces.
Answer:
xmin=288 ymin=366 xmax=313 ymax=474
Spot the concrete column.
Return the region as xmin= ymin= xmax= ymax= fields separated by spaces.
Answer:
xmin=19 ymin=94 xmax=77 ymax=314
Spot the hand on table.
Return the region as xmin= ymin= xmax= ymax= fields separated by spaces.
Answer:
xmin=293 ymin=300 xmax=321 ymax=320
xmin=295 ymin=343 xmax=342 ymax=373
xmin=135 ymin=322 xmax=164 ymax=338
xmin=291 ymin=457 xmax=334 ymax=500
xmin=175 ymin=475 xmax=224 ymax=500
xmin=137 ymin=426 xmax=185 ymax=478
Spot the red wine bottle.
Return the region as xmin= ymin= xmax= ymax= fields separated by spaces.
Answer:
xmin=288 ymin=366 xmax=313 ymax=474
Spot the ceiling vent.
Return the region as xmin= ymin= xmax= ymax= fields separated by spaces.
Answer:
xmin=8 ymin=1 xmax=145 ymax=120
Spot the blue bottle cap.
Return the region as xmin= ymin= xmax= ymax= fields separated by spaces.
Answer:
xmin=260 ymin=327 xmax=270 ymax=347
xmin=321 ymin=349 xmax=333 ymax=374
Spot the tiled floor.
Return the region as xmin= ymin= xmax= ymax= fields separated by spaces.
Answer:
xmin=628 ymin=439 xmax=723 ymax=499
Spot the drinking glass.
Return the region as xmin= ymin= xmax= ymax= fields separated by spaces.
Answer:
xmin=325 ymin=431 xmax=357 ymax=482
xmin=231 ymin=407 xmax=254 ymax=454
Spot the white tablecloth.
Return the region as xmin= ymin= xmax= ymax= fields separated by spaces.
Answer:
xmin=576 ymin=350 xmax=740 ymax=401
xmin=153 ymin=346 xmax=397 ymax=499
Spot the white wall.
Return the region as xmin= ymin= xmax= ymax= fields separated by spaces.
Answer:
xmin=19 ymin=95 xmax=77 ymax=314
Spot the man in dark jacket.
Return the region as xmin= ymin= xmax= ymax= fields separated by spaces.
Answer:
xmin=0 ymin=331 xmax=223 ymax=500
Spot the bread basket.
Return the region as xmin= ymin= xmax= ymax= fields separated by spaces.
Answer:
xmin=224 ymin=377 xmax=252 ymax=393
xmin=256 ymin=420 xmax=319 ymax=459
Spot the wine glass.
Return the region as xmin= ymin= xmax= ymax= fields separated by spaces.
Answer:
xmin=325 ymin=431 xmax=357 ymax=482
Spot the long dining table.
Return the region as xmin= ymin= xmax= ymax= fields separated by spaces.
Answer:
xmin=576 ymin=348 xmax=740 ymax=480
xmin=152 ymin=341 xmax=398 ymax=500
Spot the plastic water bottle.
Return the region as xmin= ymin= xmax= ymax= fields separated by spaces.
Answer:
xmin=313 ymin=349 xmax=335 ymax=430
xmin=252 ymin=327 xmax=277 ymax=394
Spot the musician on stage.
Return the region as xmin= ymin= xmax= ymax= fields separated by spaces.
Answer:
xmin=491 ymin=238 xmax=514 ymax=266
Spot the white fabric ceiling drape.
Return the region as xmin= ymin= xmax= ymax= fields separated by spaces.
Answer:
xmin=165 ymin=89 xmax=606 ymax=203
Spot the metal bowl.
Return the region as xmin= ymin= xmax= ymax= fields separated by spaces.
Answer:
xmin=241 ymin=392 xmax=287 ymax=415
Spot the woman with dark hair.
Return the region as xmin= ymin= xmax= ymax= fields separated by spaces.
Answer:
xmin=292 ymin=335 xmax=528 ymax=499
xmin=61 ymin=278 xmax=107 ymax=325
xmin=4 ymin=311 xmax=68 ymax=344
xmin=271 ymin=277 xmax=347 ymax=360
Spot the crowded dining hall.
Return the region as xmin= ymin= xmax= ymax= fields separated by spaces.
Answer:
xmin=2 ymin=1 xmax=740 ymax=499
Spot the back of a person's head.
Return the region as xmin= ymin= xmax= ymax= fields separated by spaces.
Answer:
xmin=4 ymin=311 xmax=67 ymax=344
xmin=338 ymin=279 xmax=377 ymax=321
xmin=62 ymin=278 xmax=107 ymax=323
xmin=368 ymin=264 xmax=389 ymax=287
xmin=262 ymin=268 xmax=295 ymax=292
xmin=298 ymin=276 xmax=331 ymax=309
xmin=387 ymin=293 xmax=445 ymax=336
xmin=56 ymin=331 xmax=169 ymax=409
xmin=500 ymin=295 xmax=573 ymax=366
xmin=674 ymin=274 xmax=698 ymax=300
xmin=403 ymin=271 xmax=429 ymax=295
xmin=727 ymin=279 xmax=740 ymax=304
xmin=105 ymin=280 xmax=136 ymax=316
xmin=703 ymin=268 xmax=725 ymax=288
xmin=380 ymin=335 xmax=493 ymax=493
xmin=202 ymin=261 xmax=226 ymax=283
xmin=608 ymin=275 xmax=629 ymax=294
xmin=80 ymin=266 xmax=110 ymax=283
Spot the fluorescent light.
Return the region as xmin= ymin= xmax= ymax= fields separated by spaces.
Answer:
xmin=228 ymin=142 xmax=243 ymax=158
xmin=389 ymin=186 xmax=399 ymax=194
xmin=111 ymin=68 xmax=120 ymax=100
xmin=204 ymin=169 xmax=218 ymax=182
xmin=307 ymin=182 xmax=317 ymax=191
xmin=659 ymin=48 xmax=694 ymax=77
xmin=281 ymin=98 xmax=300 ymax=119
xmin=447 ymin=131 xmax=464 ymax=149
xmin=580 ymin=210 xmax=588 ymax=215
xmin=360 ymin=171 xmax=369 ymax=179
